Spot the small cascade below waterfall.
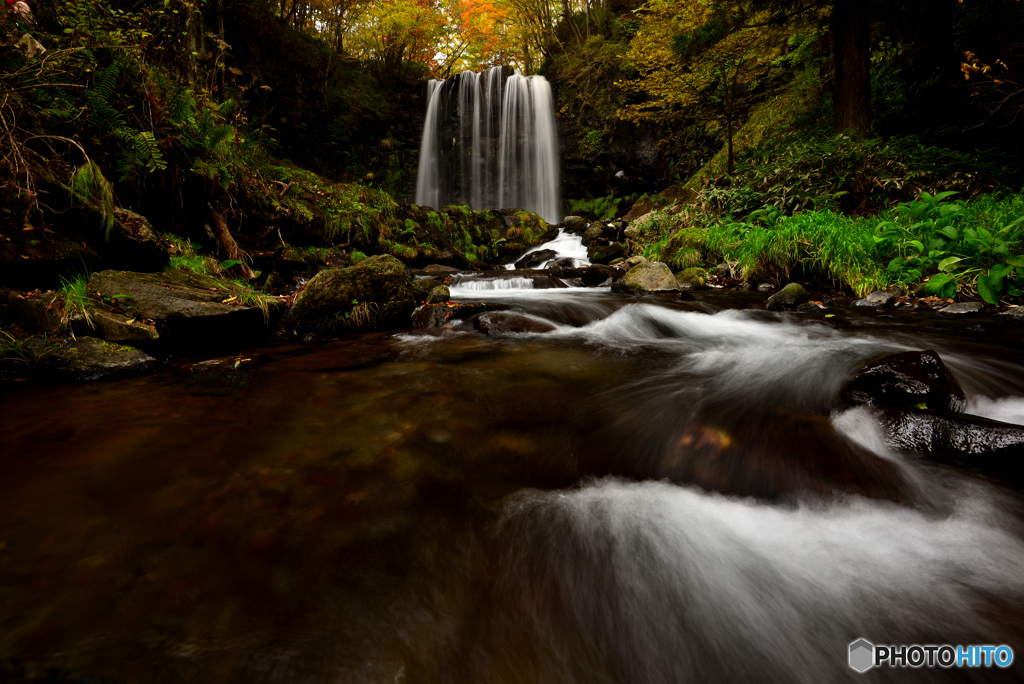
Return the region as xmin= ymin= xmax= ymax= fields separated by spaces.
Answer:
xmin=504 ymin=229 xmax=590 ymax=270
xmin=415 ymin=66 xmax=560 ymax=223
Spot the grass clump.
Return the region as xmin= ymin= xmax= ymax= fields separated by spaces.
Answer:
xmin=53 ymin=274 xmax=95 ymax=330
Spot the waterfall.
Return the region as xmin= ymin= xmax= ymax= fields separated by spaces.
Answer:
xmin=415 ymin=67 xmax=561 ymax=224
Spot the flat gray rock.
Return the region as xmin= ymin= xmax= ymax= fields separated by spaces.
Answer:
xmin=938 ymin=302 xmax=985 ymax=315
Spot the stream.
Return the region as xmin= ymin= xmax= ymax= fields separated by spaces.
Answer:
xmin=2 ymin=234 xmax=1024 ymax=683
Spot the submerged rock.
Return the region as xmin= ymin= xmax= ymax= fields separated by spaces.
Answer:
xmin=25 ymin=335 xmax=159 ymax=382
xmin=877 ymin=408 xmax=1024 ymax=484
xmin=581 ymin=410 xmax=910 ymax=503
xmin=285 ymin=254 xmax=418 ymax=335
xmin=411 ymin=302 xmax=508 ymax=328
xmin=612 ymin=261 xmax=680 ymax=295
xmin=840 ymin=350 xmax=967 ymax=413
xmin=468 ymin=311 xmax=557 ymax=335
xmin=764 ymin=283 xmax=807 ymax=311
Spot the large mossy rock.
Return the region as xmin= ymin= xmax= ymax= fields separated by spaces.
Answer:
xmin=840 ymin=350 xmax=967 ymax=413
xmin=765 ymin=282 xmax=807 ymax=310
xmin=89 ymin=269 xmax=282 ymax=351
xmin=284 ymin=254 xmax=418 ymax=335
xmin=24 ymin=336 xmax=159 ymax=382
xmin=611 ymin=261 xmax=680 ymax=294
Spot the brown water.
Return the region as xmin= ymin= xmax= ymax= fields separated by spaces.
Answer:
xmin=2 ymin=289 xmax=1024 ymax=683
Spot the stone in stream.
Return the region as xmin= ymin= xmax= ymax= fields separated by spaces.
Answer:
xmin=284 ymin=254 xmax=418 ymax=336
xmin=579 ymin=265 xmax=616 ymax=287
xmin=997 ymin=306 xmax=1024 ymax=323
xmin=587 ymin=242 xmax=624 ymax=265
xmin=514 ymin=249 xmax=559 ymax=269
xmin=24 ymin=335 xmax=159 ymax=382
xmin=611 ymin=261 xmax=680 ymax=295
xmin=876 ymin=408 xmax=1024 ymax=485
xmin=423 ymin=264 xmax=461 ymax=275
xmin=582 ymin=223 xmax=605 ymax=243
xmin=426 ymin=285 xmax=450 ymax=304
xmin=563 ymin=216 xmax=588 ymax=235
xmin=839 ymin=350 xmax=967 ymax=414
xmin=411 ymin=302 xmax=509 ymax=328
xmin=939 ymin=302 xmax=985 ymax=315
xmin=764 ymin=283 xmax=807 ymax=311
xmin=467 ymin=311 xmax=557 ymax=335
xmin=579 ymin=409 xmax=910 ymax=503
xmin=675 ymin=267 xmax=707 ymax=291
xmin=854 ymin=290 xmax=895 ymax=307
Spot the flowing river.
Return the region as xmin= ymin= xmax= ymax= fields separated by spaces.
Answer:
xmin=2 ymin=239 xmax=1024 ymax=682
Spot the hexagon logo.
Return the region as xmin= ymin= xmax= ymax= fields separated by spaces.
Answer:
xmin=849 ymin=638 xmax=874 ymax=673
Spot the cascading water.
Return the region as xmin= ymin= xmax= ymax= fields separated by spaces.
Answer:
xmin=415 ymin=66 xmax=561 ymax=223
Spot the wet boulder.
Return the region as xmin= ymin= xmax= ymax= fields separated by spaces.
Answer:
xmin=284 ymin=254 xmax=418 ymax=335
xmin=514 ymin=249 xmax=558 ymax=269
xmin=467 ymin=311 xmax=557 ymax=335
xmin=411 ymin=302 xmax=508 ymax=328
xmin=840 ymin=350 xmax=967 ymax=413
xmin=24 ymin=335 xmax=159 ymax=382
xmin=877 ymin=408 xmax=1024 ymax=484
xmin=579 ymin=265 xmax=616 ymax=287
xmin=583 ymin=223 xmax=605 ymax=243
xmin=675 ymin=267 xmax=707 ymax=291
xmin=426 ymin=285 xmax=450 ymax=304
xmin=939 ymin=302 xmax=985 ymax=315
xmin=854 ymin=290 xmax=895 ymax=307
xmin=563 ymin=216 xmax=588 ymax=236
xmin=612 ymin=261 xmax=680 ymax=295
xmin=765 ymin=283 xmax=807 ymax=311
xmin=579 ymin=410 xmax=910 ymax=503
xmin=587 ymin=242 xmax=625 ymax=265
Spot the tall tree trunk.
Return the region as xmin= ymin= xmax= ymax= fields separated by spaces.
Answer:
xmin=831 ymin=0 xmax=871 ymax=134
